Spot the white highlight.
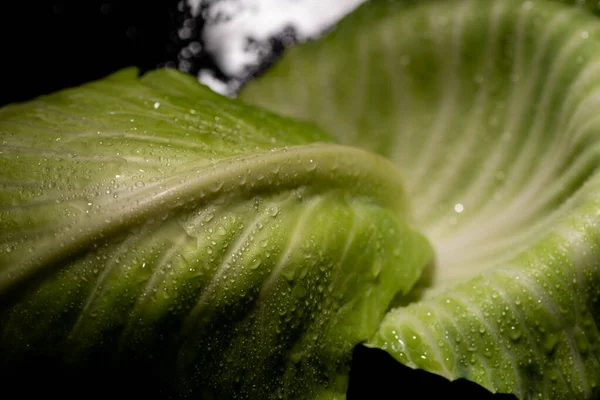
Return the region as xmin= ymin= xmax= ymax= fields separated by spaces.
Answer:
xmin=198 ymin=69 xmax=232 ymax=94
xmin=187 ymin=0 xmax=366 ymax=92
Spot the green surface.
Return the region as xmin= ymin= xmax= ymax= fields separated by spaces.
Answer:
xmin=0 ymin=68 xmax=431 ymax=399
xmin=4 ymin=0 xmax=600 ymax=398
xmin=241 ymin=0 xmax=600 ymax=398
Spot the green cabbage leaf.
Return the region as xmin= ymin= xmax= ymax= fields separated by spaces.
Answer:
xmin=0 ymin=68 xmax=431 ymax=399
xmin=4 ymin=0 xmax=600 ymax=399
xmin=241 ymin=0 xmax=600 ymax=398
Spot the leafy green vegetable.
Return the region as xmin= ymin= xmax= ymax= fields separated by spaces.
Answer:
xmin=0 ymin=68 xmax=431 ymax=399
xmin=240 ymin=0 xmax=600 ymax=398
xmin=5 ymin=0 xmax=600 ymax=398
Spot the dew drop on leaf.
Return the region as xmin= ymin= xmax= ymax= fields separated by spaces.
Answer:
xmin=249 ymin=258 xmax=262 ymax=270
xmin=509 ymin=326 xmax=522 ymax=342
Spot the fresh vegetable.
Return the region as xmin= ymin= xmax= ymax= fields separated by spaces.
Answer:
xmin=0 ymin=67 xmax=430 ymax=399
xmin=3 ymin=0 xmax=600 ymax=399
xmin=241 ymin=0 xmax=600 ymax=398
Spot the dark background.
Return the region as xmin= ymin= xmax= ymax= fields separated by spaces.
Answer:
xmin=0 ymin=0 xmax=197 ymax=106
xmin=0 ymin=1 xmax=516 ymax=399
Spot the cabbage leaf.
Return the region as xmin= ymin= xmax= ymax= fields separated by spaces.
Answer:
xmin=0 ymin=68 xmax=431 ymax=399
xmin=240 ymin=0 xmax=600 ymax=398
xmin=4 ymin=0 xmax=600 ymax=399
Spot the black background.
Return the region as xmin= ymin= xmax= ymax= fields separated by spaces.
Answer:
xmin=0 ymin=1 xmax=517 ymax=399
xmin=0 ymin=0 xmax=184 ymax=106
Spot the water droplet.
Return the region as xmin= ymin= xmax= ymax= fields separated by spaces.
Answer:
xmin=454 ymin=203 xmax=464 ymax=213
xmin=249 ymin=258 xmax=262 ymax=270
xmin=574 ymin=329 xmax=589 ymax=354
xmin=210 ymin=180 xmax=223 ymax=192
xmin=292 ymin=285 xmax=306 ymax=298
xmin=268 ymin=206 xmax=279 ymax=217
xmin=153 ymin=102 xmax=161 ymax=109
xmin=217 ymin=225 xmax=227 ymax=236
xmin=282 ymin=268 xmax=295 ymax=281
xmin=407 ymin=333 xmax=421 ymax=349
xmin=509 ymin=326 xmax=522 ymax=341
